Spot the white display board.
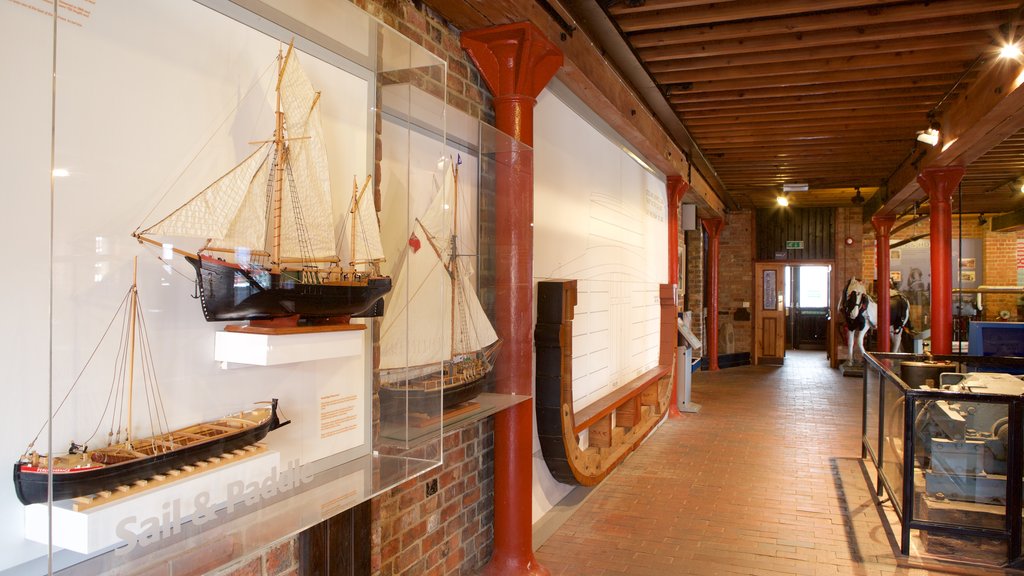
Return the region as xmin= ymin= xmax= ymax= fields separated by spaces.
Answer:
xmin=0 ymin=2 xmax=373 ymax=571
xmin=534 ymin=89 xmax=668 ymax=410
xmin=532 ymin=87 xmax=668 ymax=518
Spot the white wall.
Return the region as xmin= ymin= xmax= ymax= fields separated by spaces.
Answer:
xmin=531 ymin=88 xmax=667 ymax=521
xmin=0 ymin=2 xmax=372 ymax=570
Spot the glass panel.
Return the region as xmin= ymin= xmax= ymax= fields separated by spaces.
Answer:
xmin=881 ymin=377 xmax=906 ymax=515
xmin=864 ymin=364 xmax=881 ymax=464
xmin=3 ymin=1 xmax=447 ymax=573
xmin=797 ymin=265 xmax=829 ymax=308
xmin=914 ymin=395 xmax=1008 ymax=563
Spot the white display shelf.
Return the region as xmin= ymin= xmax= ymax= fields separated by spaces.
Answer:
xmin=26 ymin=450 xmax=281 ymax=555
xmin=214 ymin=329 xmax=365 ymax=366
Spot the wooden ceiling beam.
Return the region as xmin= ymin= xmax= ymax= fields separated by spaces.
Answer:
xmin=692 ymin=123 xmax=922 ymax=141
xmin=685 ymin=109 xmax=930 ymax=128
xmin=878 ymin=57 xmax=1024 ymax=217
xmin=649 ymin=46 xmax=983 ymax=83
xmin=644 ymin=31 xmax=993 ymax=71
xmin=657 ymin=61 xmax=972 ymax=89
xmin=668 ymin=76 xmax=957 ymax=102
xmin=675 ymin=87 xmax=947 ymax=113
xmin=636 ymin=14 xmax=1007 ymax=62
xmin=682 ymin=103 xmax=931 ymax=122
xmin=614 ymin=0 xmax=950 ymax=32
xmin=627 ymin=2 xmax=1012 ymax=48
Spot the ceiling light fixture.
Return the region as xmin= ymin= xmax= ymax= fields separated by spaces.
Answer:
xmin=776 ymin=195 xmax=790 ymax=207
xmin=782 ymin=183 xmax=808 ymax=193
xmin=851 ymin=187 xmax=865 ymax=205
xmin=916 ymin=112 xmax=941 ymax=146
xmin=978 ymin=213 xmax=988 ymax=226
xmin=1001 ymin=43 xmax=1023 ymax=59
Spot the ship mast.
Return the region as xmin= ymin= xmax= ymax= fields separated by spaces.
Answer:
xmin=270 ymin=44 xmax=293 ymax=273
xmin=126 ymin=256 xmax=139 ymax=447
xmin=449 ymin=158 xmax=459 ymax=357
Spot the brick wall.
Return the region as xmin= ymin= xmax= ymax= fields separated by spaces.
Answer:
xmin=983 ymin=229 xmax=1024 ymax=321
xmin=716 ymin=210 xmax=753 ymax=354
xmin=684 ymin=227 xmax=704 ymax=345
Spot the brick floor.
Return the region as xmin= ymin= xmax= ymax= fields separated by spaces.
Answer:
xmin=534 ymin=350 xmax=1023 ymax=575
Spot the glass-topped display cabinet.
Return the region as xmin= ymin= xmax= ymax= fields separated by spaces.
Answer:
xmin=0 ymin=1 xmax=450 ymax=572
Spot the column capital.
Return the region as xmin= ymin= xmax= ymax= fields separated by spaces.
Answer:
xmin=461 ymin=22 xmax=563 ymax=101
xmin=871 ymin=215 xmax=896 ymax=234
xmin=702 ymin=217 xmax=724 ymax=237
xmin=917 ymin=166 xmax=965 ymax=205
xmin=667 ymin=175 xmax=690 ymax=207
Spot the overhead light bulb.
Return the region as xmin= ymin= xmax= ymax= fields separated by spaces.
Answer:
xmin=52 ymin=168 xmax=70 ymax=178
xmin=1001 ymin=43 xmax=1022 ymax=59
xmin=776 ymin=195 xmax=789 ymax=207
xmin=916 ymin=127 xmax=939 ymax=146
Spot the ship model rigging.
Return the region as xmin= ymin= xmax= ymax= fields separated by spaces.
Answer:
xmin=377 ymin=157 xmax=500 ymax=413
xmin=134 ymin=44 xmax=390 ymax=328
xmin=14 ymin=260 xmax=288 ymax=506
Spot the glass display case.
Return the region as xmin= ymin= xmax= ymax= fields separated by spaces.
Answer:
xmin=863 ymin=351 xmax=1024 ymax=567
xmin=0 ymin=1 xmax=449 ymax=573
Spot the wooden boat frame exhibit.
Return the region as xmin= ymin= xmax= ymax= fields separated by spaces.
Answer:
xmin=536 ymin=280 xmax=676 ymax=486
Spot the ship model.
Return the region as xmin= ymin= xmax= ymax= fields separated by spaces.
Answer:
xmin=14 ymin=260 xmax=289 ymax=506
xmin=134 ymin=44 xmax=390 ymax=327
xmin=377 ymin=157 xmax=500 ymax=414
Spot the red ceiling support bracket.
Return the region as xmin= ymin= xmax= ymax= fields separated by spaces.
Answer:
xmin=702 ymin=218 xmax=724 ymax=371
xmin=916 ymin=166 xmax=965 ymax=356
xmin=871 ymin=216 xmax=896 ymax=353
xmin=461 ymin=22 xmax=562 ymax=576
xmin=666 ymin=176 xmax=689 ymax=416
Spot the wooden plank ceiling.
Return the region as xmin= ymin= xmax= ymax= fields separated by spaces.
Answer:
xmin=424 ymin=0 xmax=1024 ymax=216
xmin=604 ymin=0 xmax=1024 ymax=212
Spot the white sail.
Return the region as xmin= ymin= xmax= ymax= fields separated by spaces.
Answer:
xmin=453 ymin=259 xmax=499 ymax=355
xmin=278 ymin=50 xmax=337 ymax=261
xmin=378 ymin=227 xmax=451 ymax=370
xmin=142 ymin=144 xmax=272 ymax=248
xmin=345 ymin=183 xmax=385 ymax=266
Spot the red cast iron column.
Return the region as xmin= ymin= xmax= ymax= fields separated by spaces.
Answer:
xmin=872 ymin=216 xmax=896 ymax=352
xmin=702 ymin=218 xmax=724 ymax=371
xmin=916 ymin=166 xmax=965 ymax=356
xmin=461 ymin=23 xmax=562 ymax=576
xmin=667 ymin=176 xmax=689 ymax=416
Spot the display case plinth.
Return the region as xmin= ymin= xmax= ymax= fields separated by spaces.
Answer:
xmin=215 ymin=329 xmax=364 ymax=366
xmin=24 ymin=449 xmax=281 ymax=554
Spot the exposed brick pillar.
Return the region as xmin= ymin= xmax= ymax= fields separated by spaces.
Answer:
xmin=702 ymin=218 xmax=724 ymax=371
xmin=872 ymin=216 xmax=896 ymax=352
xmin=917 ymin=166 xmax=965 ymax=356
xmin=666 ymin=176 xmax=689 ymax=416
xmin=461 ymin=23 xmax=562 ymax=576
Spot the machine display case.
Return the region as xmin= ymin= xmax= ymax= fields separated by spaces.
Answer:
xmin=863 ymin=351 xmax=1024 ymax=567
xmin=0 ymin=1 xmax=452 ymax=573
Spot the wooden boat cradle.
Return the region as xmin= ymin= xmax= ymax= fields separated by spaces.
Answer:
xmin=536 ymin=280 xmax=677 ymax=486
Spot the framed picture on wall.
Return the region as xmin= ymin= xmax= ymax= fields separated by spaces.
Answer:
xmin=960 ymin=257 xmax=976 ymax=270
xmin=763 ymin=269 xmax=776 ymax=310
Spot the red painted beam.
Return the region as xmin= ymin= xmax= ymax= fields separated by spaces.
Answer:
xmin=916 ymin=166 xmax=965 ymax=356
xmin=666 ymin=176 xmax=689 ymax=416
xmin=872 ymin=216 xmax=896 ymax=353
xmin=702 ymin=218 xmax=724 ymax=371
xmin=461 ymin=22 xmax=562 ymax=576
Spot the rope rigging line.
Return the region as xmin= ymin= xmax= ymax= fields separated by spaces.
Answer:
xmin=27 ymin=287 xmax=133 ymax=452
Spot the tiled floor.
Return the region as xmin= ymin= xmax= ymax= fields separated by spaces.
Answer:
xmin=534 ymin=350 xmax=1023 ymax=575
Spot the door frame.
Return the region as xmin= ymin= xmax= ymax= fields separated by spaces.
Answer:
xmin=752 ymin=259 xmax=837 ymax=365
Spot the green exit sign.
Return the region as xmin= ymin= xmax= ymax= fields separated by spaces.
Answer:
xmin=785 ymin=240 xmax=804 ymax=249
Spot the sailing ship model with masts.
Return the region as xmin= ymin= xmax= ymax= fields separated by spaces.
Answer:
xmin=14 ymin=260 xmax=289 ymax=506
xmin=134 ymin=44 xmax=390 ymax=327
xmin=377 ymin=157 xmax=500 ymax=413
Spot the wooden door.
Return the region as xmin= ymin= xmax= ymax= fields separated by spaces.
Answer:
xmin=754 ymin=262 xmax=786 ymax=365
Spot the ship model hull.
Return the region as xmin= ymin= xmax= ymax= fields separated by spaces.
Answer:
xmin=14 ymin=401 xmax=289 ymax=506
xmin=379 ymin=342 xmax=500 ymax=414
xmin=188 ymin=256 xmax=391 ymax=322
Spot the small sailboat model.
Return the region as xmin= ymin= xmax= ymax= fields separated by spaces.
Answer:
xmin=13 ymin=260 xmax=289 ymax=506
xmin=134 ymin=44 xmax=390 ymax=326
xmin=377 ymin=158 xmax=500 ymax=413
